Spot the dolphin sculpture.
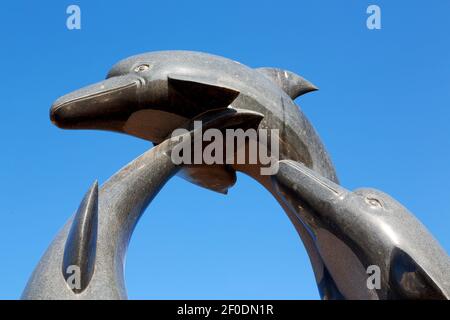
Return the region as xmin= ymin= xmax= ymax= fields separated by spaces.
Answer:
xmin=50 ymin=50 xmax=337 ymax=194
xmin=272 ymin=160 xmax=450 ymax=299
xmin=46 ymin=50 xmax=342 ymax=299
xmin=26 ymin=50 xmax=448 ymax=299
xmin=22 ymin=108 xmax=263 ymax=299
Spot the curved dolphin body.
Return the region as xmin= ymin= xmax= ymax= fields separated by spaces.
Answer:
xmin=22 ymin=109 xmax=263 ymax=299
xmin=23 ymin=144 xmax=176 ymax=299
xmin=47 ymin=51 xmax=344 ymax=298
xmin=273 ymin=160 xmax=450 ymax=299
xmin=50 ymin=51 xmax=337 ymax=193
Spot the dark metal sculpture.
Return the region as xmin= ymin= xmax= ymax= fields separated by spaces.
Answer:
xmin=22 ymin=107 xmax=263 ymax=299
xmin=273 ymin=160 xmax=450 ymax=299
xmin=22 ymin=51 xmax=450 ymax=299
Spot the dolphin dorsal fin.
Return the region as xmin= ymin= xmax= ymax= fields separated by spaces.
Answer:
xmin=256 ymin=67 xmax=318 ymax=100
xmin=62 ymin=181 xmax=98 ymax=294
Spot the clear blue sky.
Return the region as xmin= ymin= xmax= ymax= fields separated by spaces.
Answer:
xmin=0 ymin=1 xmax=449 ymax=299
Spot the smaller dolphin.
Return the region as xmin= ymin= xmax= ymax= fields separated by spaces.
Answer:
xmin=272 ymin=160 xmax=450 ymax=300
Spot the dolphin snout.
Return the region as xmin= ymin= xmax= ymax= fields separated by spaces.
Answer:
xmin=273 ymin=160 xmax=346 ymax=212
xmin=50 ymin=75 xmax=141 ymax=131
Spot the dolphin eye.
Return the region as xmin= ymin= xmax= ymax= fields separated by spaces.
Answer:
xmin=365 ymin=197 xmax=383 ymax=208
xmin=134 ymin=64 xmax=150 ymax=72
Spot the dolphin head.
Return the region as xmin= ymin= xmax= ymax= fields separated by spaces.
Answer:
xmin=50 ymin=52 xmax=240 ymax=143
xmin=51 ymin=58 xmax=156 ymax=134
xmin=274 ymin=160 xmax=403 ymax=222
xmin=273 ymin=160 xmax=450 ymax=300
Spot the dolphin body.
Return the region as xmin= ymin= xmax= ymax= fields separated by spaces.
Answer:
xmin=273 ymin=160 xmax=450 ymax=299
xmin=22 ymin=144 xmax=179 ymax=299
xmin=31 ymin=50 xmax=342 ymax=298
xmin=22 ymin=109 xmax=263 ymax=299
xmin=50 ymin=51 xmax=337 ymax=193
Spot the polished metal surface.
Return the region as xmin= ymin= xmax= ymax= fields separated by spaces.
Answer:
xmin=273 ymin=160 xmax=450 ymax=299
xmin=22 ymin=107 xmax=263 ymax=299
xmin=23 ymin=50 xmax=450 ymax=299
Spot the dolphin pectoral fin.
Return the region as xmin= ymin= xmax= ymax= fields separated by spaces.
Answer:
xmin=178 ymin=165 xmax=236 ymax=194
xmin=389 ymin=247 xmax=448 ymax=300
xmin=123 ymin=109 xmax=188 ymax=143
xmin=62 ymin=181 xmax=99 ymax=294
xmin=168 ymin=74 xmax=240 ymax=111
xmin=184 ymin=107 xmax=264 ymax=132
xmin=172 ymin=107 xmax=264 ymax=194
xmin=256 ymin=67 xmax=318 ymax=100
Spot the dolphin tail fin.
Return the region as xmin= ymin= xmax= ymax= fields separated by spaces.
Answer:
xmin=62 ymin=181 xmax=99 ymax=294
xmin=256 ymin=67 xmax=318 ymax=100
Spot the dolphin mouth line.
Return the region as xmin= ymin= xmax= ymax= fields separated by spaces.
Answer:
xmin=51 ymin=81 xmax=140 ymax=113
xmin=285 ymin=160 xmax=341 ymax=195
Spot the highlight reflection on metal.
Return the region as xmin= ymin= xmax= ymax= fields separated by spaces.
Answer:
xmin=22 ymin=51 xmax=450 ymax=299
